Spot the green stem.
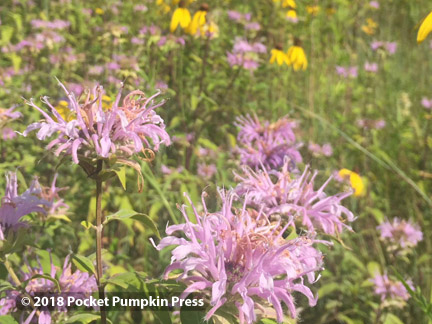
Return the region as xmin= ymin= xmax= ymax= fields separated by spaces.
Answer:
xmin=95 ymin=160 xmax=107 ymax=324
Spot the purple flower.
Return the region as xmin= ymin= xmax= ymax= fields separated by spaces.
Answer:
xmin=369 ymin=1 xmax=380 ymax=9
xmin=386 ymin=42 xmax=397 ymax=54
xmin=0 ymin=172 xmax=50 ymax=240
xmin=370 ymin=273 xmax=412 ymax=302
xmin=364 ymin=62 xmax=378 ymax=73
xmin=234 ymin=160 xmax=355 ymax=235
xmin=356 ymin=119 xmax=386 ymax=130
xmin=31 ymin=19 xmax=70 ymax=30
xmin=153 ymin=190 xmax=324 ymax=323
xmin=2 ymin=127 xmax=16 ymax=140
xmin=308 ymin=142 xmax=333 ymax=157
xmin=88 ymin=65 xmax=104 ymax=75
xmin=197 ymin=163 xmax=217 ymax=179
xmin=227 ymin=10 xmax=243 ymax=22
xmin=0 ymin=253 xmax=97 ymax=323
xmin=421 ymin=97 xmax=432 ymax=109
xmin=377 ymin=218 xmax=423 ymax=248
xmin=40 ymin=174 xmax=69 ymax=217
xmin=235 ymin=115 xmax=302 ymax=170
xmin=335 ymin=66 xmax=358 ymax=78
xmin=245 ymin=22 xmax=260 ymax=31
xmin=23 ymin=81 xmax=170 ymax=164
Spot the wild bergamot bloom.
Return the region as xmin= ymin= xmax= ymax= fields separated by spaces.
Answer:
xmin=338 ymin=169 xmax=365 ymax=197
xmin=286 ymin=39 xmax=308 ymax=71
xmin=235 ymin=159 xmax=355 ymax=236
xmin=377 ymin=218 xmax=423 ymax=250
xmin=269 ymin=44 xmax=288 ymax=65
xmin=0 ymin=253 xmax=97 ymax=323
xmin=186 ymin=3 xmax=208 ymax=35
xmin=0 ymin=172 xmax=50 ymax=240
xmin=153 ymin=190 xmax=324 ymax=323
xmin=417 ymin=11 xmax=432 ymax=43
xmin=235 ymin=114 xmax=302 ymax=170
xmin=170 ymin=1 xmax=191 ymax=33
xmin=23 ymin=81 xmax=170 ymax=164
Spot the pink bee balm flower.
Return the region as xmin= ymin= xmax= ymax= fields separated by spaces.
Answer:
xmin=377 ymin=218 xmax=423 ymax=248
xmin=0 ymin=253 xmax=97 ymax=323
xmin=23 ymin=81 xmax=170 ymax=164
xmin=0 ymin=172 xmax=50 ymax=240
xmin=364 ymin=62 xmax=378 ymax=73
xmin=369 ymin=1 xmax=380 ymax=9
xmin=370 ymin=273 xmax=412 ymax=302
xmin=235 ymin=159 xmax=355 ymax=235
xmin=421 ymin=97 xmax=432 ymax=109
xmin=153 ymin=190 xmax=325 ymax=323
xmin=235 ymin=115 xmax=302 ymax=170
xmin=308 ymin=142 xmax=333 ymax=157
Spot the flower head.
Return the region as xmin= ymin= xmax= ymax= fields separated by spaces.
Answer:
xmin=235 ymin=160 xmax=355 ymax=235
xmin=186 ymin=4 xmax=208 ymax=35
xmin=370 ymin=273 xmax=412 ymax=303
xmin=0 ymin=172 xmax=49 ymax=240
xmin=338 ymin=169 xmax=365 ymax=196
xmin=269 ymin=44 xmax=288 ymax=66
xmin=421 ymin=97 xmax=432 ymax=109
xmin=153 ymin=190 xmax=324 ymax=323
xmin=377 ymin=218 xmax=423 ymax=249
xmin=286 ymin=40 xmax=307 ymax=71
xmin=170 ymin=3 xmax=192 ymax=33
xmin=235 ymin=115 xmax=301 ymax=170
xmin=23 ymin=81 xmax=170 ymax=164
xmin=417 ymin=11 xmax=432 ymax=43
xmin=0 ymin=253 xmax=97 ymax=322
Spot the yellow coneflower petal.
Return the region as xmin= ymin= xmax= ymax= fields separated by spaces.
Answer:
xmin=270 ymin=49 xmax=278 ymax=64
xmin=187 ymin=10 xmax=207 ymax=35
xmin=418 ymin=11 xmax=432 ymax=43
xmin=286 ymin=9 xmax=298 ymax=21
xmin=282 ymin=0 xmax=296 ymax=9
xmin=179 ymin=8 xmax=191 ymax=29
xmin=170 ymin=8 xmax=191 ymax=32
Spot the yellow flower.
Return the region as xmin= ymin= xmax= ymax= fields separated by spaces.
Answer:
xmin=270 ymin=47 xmax=288 ymax=66
xmin=361 ymin=18 xmax=378 ymax=35
xmin=338 ymin=169 xmax=365 ymax=197
xmin=95 ymin=8 xmax=104 ymax=15
xmin=172 ymin=0 xmax=195 ymax=5
xmin=55 ymin=100 xmax=74 ymax=122
xmin=306 ymin=5 xmax=320 ymax=16
xmin=282 ymin=0 xmax=296 ymax=9
xmin=286 ymin=9 xmax=298 ymax=22
xmin=200 ymin=21 xmax=219 ymax=39
xmin=286 ymin=43 xmax=307 ymax=71
xmin=417 ymin=11 xmax=432 ymax=43
xmin=187 ymin=5 xmax=208 ymax=35
xmin=170 ymin=5 xmax=191 ymax=33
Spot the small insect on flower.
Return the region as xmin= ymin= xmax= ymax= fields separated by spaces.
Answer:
xmin=418 ymin=11 xmax=432 ymax=43
xmin=170 ymin=1 xmax=192 ymax=33
xmin=269 ymin=44 xmax=288 ymax=66
xmin=286 ymin=38 xmax=308 ymax=71
xmin=338 ymin=169 xmax=365 ymax=197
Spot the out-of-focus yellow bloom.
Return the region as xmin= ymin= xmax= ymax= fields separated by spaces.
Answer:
xmin=361 ymin=18 xmax=378 ymax=35
xmin=286 ymin=9 xmax=298 ymax=22
xmin=156 ymin=0 xmax=171 ymax=13
xmin=417 ymin=11 xmax=432 ymax=43
xmin=306 ymin=5 xmax=320 ymax=16
xmin=282 ymin=0 xmax=296 ymax=9
xmin=286 ymin=43 xmax=307 ymax=71
xmin=270 ymin=46 xmax=288 ymax=66
xmin=170 ymin=5 xmax=191 ymax=33
xmin=200 ymin=21 xmax=219 ymax=39
xmin=56 ymin=100 xmax=74 ymax=122
xmin=187 ymin=5 xmax=208 ymax=35
xmin=172 ymin=0 xmax=195 ymax=5
xmin=339 ymin=169 xmax=365 ymax=197
xmin=95 ymin=8 xmax=104 ymax=15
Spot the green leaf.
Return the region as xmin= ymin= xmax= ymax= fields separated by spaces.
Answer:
xmin=383 ymin=313 xmax=404 ymax=324
xmin=180 ymin=308 xmax=207 ymax=324
xmin=65 ymin=313 xmax=100 ymax=324
xmin=81 ymin=221 xmax=94 ymax=230
xmin=114 ymin=166 xmax=126 ymax=190
xmin=104 ymin=210 xmax=160 ymax=238
xmin=367 ymin=261 xmax=381 ymax=277
xmin=318 ymin=282 xmax=340 ymax=298
xmin=72 ymin=254 xmax=96 ymax=276
xmin=0 ymin=280 xmax=15 ymax=293
xmin=0 ymin=315 xmax=18 ymax=324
